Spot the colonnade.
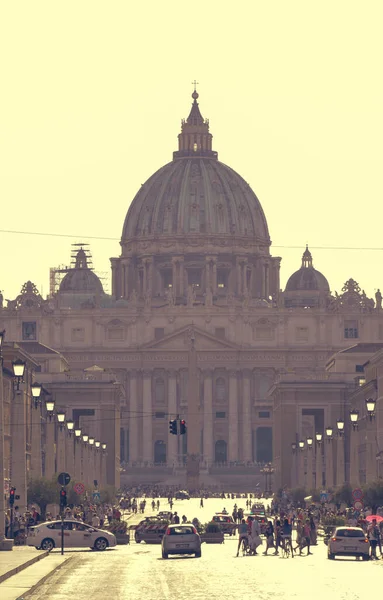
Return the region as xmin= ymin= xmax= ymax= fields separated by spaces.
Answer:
xmin=128 ymin=368 xmax=256 ymax=466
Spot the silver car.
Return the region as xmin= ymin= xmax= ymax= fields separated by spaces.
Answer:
xmin=161 ymin=523 xmax=201 ymax=558
xmin=327 ymin=526 xmax=370 ymax=560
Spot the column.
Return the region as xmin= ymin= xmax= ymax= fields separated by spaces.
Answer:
xmin=236 ymin=260 xmax=242 ymax=295
xmin=212 ymin=259 xmax=217 ymax=293
xmin=74 ymin=438 xmax=82 ymax=482
xmin=65 ymin=432 xmax=75 ymax=480
xmin=306 ymin=448 xmax=314 ymax=490
xmin=298 ymin=447 xmax=305 ymax=487
xmin=11 ymin=389 xmax=27 ymax=512
xmin=111 ymin=258 xmax=119 ymax=298
xmin=45 ymin=417 xmax=55 ymax=479
xmin=315 ymin=442 xmax=323 ymax=489
xmin=167 ymin=370 xmax=178 ymax=465
xmin=335 ymin=435 xmax=345 ymax=486
xmin=242 ymin=259 xmax=248 ymax=294
xmin=228 ymin=371 xmax=239 ymax=462
xmin=366 ymin=418 xmax=376 ymax=483
xmin=142 ymin=370 xmax=152 ymax=463
xmin=291 ymin=451 xmax=297 ymax=488
xmin=325 ymin=439 xmax=334 ymax=488
xmin=264 ymin=262 xmax=270 ymax=299
xmin=203 ymin=370 xmax=213 ymax=466
xmin=129 ymin=371 xmax=139 ymax=463
xmin=242 ymin=371 xmax=252 ymax=462
xmin=101 ymin=449 xmax=107 ymax=488
xmin=56 ymin=426 xmax=66 ymax=475
xmin=172 ymin=258 xmax=178 ymax=295
xmin=205 ymin=258 xmax=211 ymax=291
xmin=30 ymin=405 xmax=42 ymax=477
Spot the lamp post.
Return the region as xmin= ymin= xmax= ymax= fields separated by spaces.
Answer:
xmin=11 ymin=359 xmax=26 ymax=392
xmin=74 ymin=429 xmax=82 ymax=481
xmin=365 ymin=398 xmax=377 ymax=482
xmin=11 ymin=356 xmax=27 ymax=512
xmin=101 ymin=443 xmax=107 ymax=486
xmin=291 ymin=442 xmax=297 ymax=487
xmin=315 ymin=433 xmax=323 ymax=489
xmin=306 ymin=437 xmax=314 ymax=491
xmin=30 ymin=381 xmax=43 ymax=478
xmin=44 ymin=397 xmax=55 ymax=479
xmin=0 ymin=330 xmax=10 ymax=549
xmin=65 ymin=419 xmax=75 ymax=477
xmin=325 ymin=426 xmax=334 ymax=488
xmin=82 ymin=435 xmax=89 ymax=486
xmin=366 ymin=398 xmax=376 ymax=421
xmin=56 ymin=412 xmax=66 ymax=474
xmin=298 ymin=440 xmax=305 ymax=487
xmin=349 ymin=409 xmax=359 ymax=485
xmin=260 ymin=463 xmax=274 ymax=496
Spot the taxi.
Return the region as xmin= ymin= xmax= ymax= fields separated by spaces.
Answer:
xmin=27 ymin=519 xmax=116 ymax=551
xmin=212 ymin=513 xmax=236 ymax=535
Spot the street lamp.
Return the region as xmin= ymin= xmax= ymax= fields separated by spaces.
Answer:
xmin=66 ymin=419 xmax=74 ymax=435
xmin=82 ymin=434 xmax=89 ymax=444
xmin=307 ymin=436 xmax=313 ymax=449
xmin=101 ymin=443 xmax=107 ymax=451
xmin=291 ymin=442 xmax=297 ymax=453
xmin=366 ymin=398 xmax=376 ymax=421
xmin=315 ymin=432 xmax=323 ymax=445
xmin=45 ymin=397 xmax=55 ymax=418
xmin=89 ymin=437 xmax=95 ymax=446
xmin=31 ymin=382 xmax=42 ymax=409
xmin=298 ymin=440 xmax=305 ymax=450
xmin=325 ymin=426 xmax=333 ymax=441
xmin=12 ymin=358 xmax=26 ymax=391
xmin=56 ymin=411 xmax=66 ymax=431
xmin=336 ymin=419 xmax=345 ymax=436
xmin=349 ymin=409 xmax=359 ymax=430
xmin=95 ymin=441 xmax=101 ymax=449
xmin=75 ymin=428 xmax=82 ymax=440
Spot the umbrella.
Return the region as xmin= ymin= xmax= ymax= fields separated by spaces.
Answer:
xmin=365 ymin=515 xmax=383 ymax=523
xmin=304 ymin=496 xmax=312 ymax=502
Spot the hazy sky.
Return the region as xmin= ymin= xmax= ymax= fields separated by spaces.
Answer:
xmin=1 ymin=1 xmax=382 ymax=301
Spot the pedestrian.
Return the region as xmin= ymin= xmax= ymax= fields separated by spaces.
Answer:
xmin=263 ymin=521 xmax=274 ymax=555
xmin=92 ymin=513 xmax=100 ymax=528
xmin=273 ymin=519 xmax=282 ymax=555
xmin=300 ymin=519 xmax=312 ymax=556
xmin=172 ymin=512 xmax=180 ymax=524
xmin=367 ymin=519 xmax=380 ymax=560
xmin=200 ymin=497 xmax=204 ymax=508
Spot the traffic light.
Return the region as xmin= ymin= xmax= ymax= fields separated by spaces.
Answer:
xmin=59 ymin=487 xmax=67 ymax=509
xmin=180 ymin=420 xmax=186 ymax=435
xmin=169 ymin=419 xmax=177 ymax=435
xmin=9 ymin=487 xmax=15 ymax=506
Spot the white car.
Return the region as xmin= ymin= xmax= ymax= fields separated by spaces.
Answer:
xmin=161 ymin=523 xmax=201 ymax=558
xmin=327 ymin=526 xmax=370 ymax=560
xmin=27 ymin=519 xmax=117 ymax=551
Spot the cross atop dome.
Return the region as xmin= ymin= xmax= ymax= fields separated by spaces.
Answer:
xmin=173 ymin=85 xmax=218 ymax=160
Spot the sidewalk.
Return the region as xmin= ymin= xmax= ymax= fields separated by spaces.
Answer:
xmin=0 ymin=547 xmax=49 ymax=584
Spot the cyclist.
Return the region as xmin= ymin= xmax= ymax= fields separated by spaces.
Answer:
xmin=236 ymin=519 xmax=249 ymax=557
xmin=281 ymin=518 xmax=294 ymax=557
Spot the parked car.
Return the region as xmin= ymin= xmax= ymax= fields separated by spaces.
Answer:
xmin=327 ymin=527 xmax=370 ymax=560
xmin=212 ymin=514 xmax=236 ymax=535
xmin=27 ymin=520 xmax=116 ymax=551
xmin=161 ymin=524 xmax=201 ymax=558
xmin=175 ymin=490 xmax=190 ymax=500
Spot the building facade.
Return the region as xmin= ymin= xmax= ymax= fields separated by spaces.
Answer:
xmin=1 ymin=91 xmax=383 ymax=489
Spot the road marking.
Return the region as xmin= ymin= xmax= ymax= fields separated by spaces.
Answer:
xmin=158 ymin=571 xmax=170 ymax=599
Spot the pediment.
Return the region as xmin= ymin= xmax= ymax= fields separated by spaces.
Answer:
xmin=141 ymin=325 xmax=242 ymax=351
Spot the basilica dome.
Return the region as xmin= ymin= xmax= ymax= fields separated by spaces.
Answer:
xmin=285 ymin=246 xmax=330 ymax=293
xmin=59 ymin=248 xmax=104 ymax=294
xmin=121 ymin=92 xmax=270 ymax=245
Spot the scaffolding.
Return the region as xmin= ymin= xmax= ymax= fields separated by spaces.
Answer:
xmin=49 ymin=243 xmax=109 ymax=296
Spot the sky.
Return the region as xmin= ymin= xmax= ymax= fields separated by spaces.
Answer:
xmin=1 ymin=1 xmax=383 ymax=301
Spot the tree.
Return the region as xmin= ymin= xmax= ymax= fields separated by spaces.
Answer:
xmin=333 ymin=483 xmax=352 ymax=506
xmin=362 ymin=480 xmax=383 ymax=513
xmin=27 ymin=477 xmax=58 ymax=519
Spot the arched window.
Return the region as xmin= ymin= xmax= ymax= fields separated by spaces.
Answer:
xmin=154 ymin=377 xmax=165 ymax=404
xmin=154 ymin=440 xmax=166 ymax=464
xmin=215 ymin=377 xmax=226 ymax=403
xmin=215 ymin=440 xmax=227 ymax=463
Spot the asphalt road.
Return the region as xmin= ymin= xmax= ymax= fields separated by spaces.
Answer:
xmin=27 ymin=497 xmax=383 ymax=600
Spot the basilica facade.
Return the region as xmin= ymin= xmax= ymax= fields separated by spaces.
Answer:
xmin=1 ymin=91 xmax=382 ymax=489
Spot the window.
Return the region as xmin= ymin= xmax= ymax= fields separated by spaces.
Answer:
xmin=155 ymin=328 xmax=165 ymax=340
xmin=258 ymin=411 xmax=270 ymax=418
xmin=22 ymin=321 xmax=36 ymax=341
xmin=335 ymin=529 xmax=365 ymax=538
xmin=344 ymin=320 xmax=358 ymax=339
xmin=155 ymin=411 xmax=166 ymax=419
xmin=215 ymin=411 xmax=226 ymax=418
xmin=355 ymin=365 xmax=364 ymax=373
xmin=217 ymin=270 xmax=227 ymax=289
xmin=255 ymin=327 xmax=273 ymax=340
xmin=215 ymin=327 xmax=226 ymax=339
xmin=215 ymin=377 xmax=226 ymax=403
xmin=169 ymin=526 xmax=195 ymax=535
xmin=296 ymin=327 xmax=309 ymax=342
xmin=108 ymin=327 xmax=124 ymax=341
xmin=71 ymin=328 xmax=85 ymax=342
xmin=188 ymin=269 xmax=201 ymax=287
xmin=154 ymin=377 xmax=165 ymax=404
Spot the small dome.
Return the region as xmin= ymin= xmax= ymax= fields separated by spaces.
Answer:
xmin=285 ymin=246 xmax=330 ymax=293
xmin=59 ymin=248 xmax=104 ymax=294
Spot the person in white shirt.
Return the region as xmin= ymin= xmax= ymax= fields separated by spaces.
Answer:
xmin=92 ymin=513 xmax=100 ymax=528
xmin=250 ymin=518 xmax=261 ymax=554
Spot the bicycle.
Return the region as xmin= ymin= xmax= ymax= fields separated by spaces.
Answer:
xmin=281 ymin=535 xmax=294 ymax=558
xmin=240 ymin=536 xmax=250 ymax=556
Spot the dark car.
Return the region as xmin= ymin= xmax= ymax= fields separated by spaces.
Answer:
xmin=212 ymin=514 xmax=236 ymax=535
xmin=175 ymin=490 xmax=190 ymax=500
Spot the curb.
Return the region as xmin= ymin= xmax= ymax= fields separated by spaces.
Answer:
xmin=0 ymin=551 xmax=49 ymax=585
xmin=16 ymin=554 xmax=75 ymax=600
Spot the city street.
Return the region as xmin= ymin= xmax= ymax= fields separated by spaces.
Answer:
xmin=25 ymin=497 xmax=382 ymax=600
